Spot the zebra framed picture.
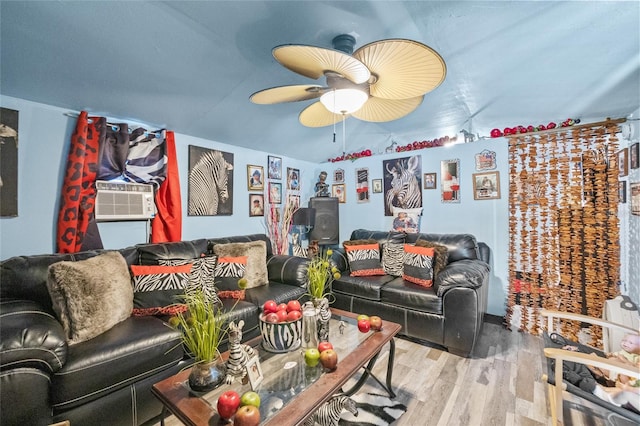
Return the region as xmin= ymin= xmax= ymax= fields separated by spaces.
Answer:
xmin=383 ymin=155 xmax=422 ymax=216
xmin=268 ymin=182 xmax=282 ymax=204
xmin=187 ymin=145 xmax=234 ymax=216
xmin=441 ymin=159 xmax=460 ymax=203
xmin=249 ymin=194 xmax=264 ymax=217
xmin=268 ymin=155 xmax=281 ymax=180
xmin=247 ymin=165 xmax=264 ymax=191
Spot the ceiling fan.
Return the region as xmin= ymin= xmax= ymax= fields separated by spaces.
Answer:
xmin=250 ymin=34 xmax=447 ymax=128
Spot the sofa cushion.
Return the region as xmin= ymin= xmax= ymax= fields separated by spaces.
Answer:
xmin=50 ymin=316 xmax=183 ymax=412
xmin=331 ymin=274 xmax=396 ymax=301
xmin=243 ymin=281 xmax=307 ymax=308
xmin=405 ymin=233 xmax=479 ymax=263
xmin=402 ymin=244 xmax=435 ymax=288
xmin=380 ymin=278 xmax=443 ymax=315
xmin=47 ymin=252 xmax=133 ymax=345
xmin=130 ymin=264 xmax=191 ymax=316
xmin=343 ymin=240 xmax=385 ymax=276
xmin=213 ymin=241 xmax=268 ymax=288
xmin=136 ymin=239 xmax=209 ymax=264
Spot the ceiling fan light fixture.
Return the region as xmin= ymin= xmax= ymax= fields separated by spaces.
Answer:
xmin=320 ymin=88 xmax=368 ymax=114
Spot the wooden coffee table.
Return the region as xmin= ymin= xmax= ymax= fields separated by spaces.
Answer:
xmin=152 ymin=308 xmax=400 ymax=426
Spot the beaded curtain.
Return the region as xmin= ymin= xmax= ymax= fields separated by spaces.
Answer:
xmin=506 ymin=121 xmax=621 ymax=345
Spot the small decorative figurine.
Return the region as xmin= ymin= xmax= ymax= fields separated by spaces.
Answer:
xmin=225 ymin=320 xmax=257 ymax=384
xmin=339 ymin=320 xmax=346 ymax=335
xmin=315 ymin=171 xmax=329 ymax=197
xmin=316 ymin=298 xmax=331 ymax=342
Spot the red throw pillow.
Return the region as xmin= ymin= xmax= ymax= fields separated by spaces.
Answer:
xmin=402 ymin=244 xmax=435 ymax=287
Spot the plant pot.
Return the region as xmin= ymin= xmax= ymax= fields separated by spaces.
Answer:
xmin=188 ymin=357 xmax=227 ymax=392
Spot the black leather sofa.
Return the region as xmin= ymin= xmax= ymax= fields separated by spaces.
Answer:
xmin=0 ymin=234 xmax=309 ymax=426
xmin=330 ymin=229 xmax=490 ymax=358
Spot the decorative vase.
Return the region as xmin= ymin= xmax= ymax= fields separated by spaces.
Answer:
xmin=312 ymin=297 xmax=331 ymax=343
xmin=302 ymin=301 xmax=319 ymax=349
xmin=188 ymin=356 xmax=227 ymax=392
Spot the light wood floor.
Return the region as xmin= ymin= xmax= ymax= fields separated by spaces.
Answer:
xmin=158 ymin=320 xmax=630 ymax=426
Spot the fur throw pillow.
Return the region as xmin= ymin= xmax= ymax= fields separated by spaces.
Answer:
xmin=213 ymin=240 xmax=268 ymax=288
xmin=47 ymin=251 xmax=133 ymax=345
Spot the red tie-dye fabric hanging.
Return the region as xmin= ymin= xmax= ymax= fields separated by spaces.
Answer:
xmin=151 ymin=130 xmax=182 ymax=242
xmin=56 ymin=111 xmax=105 ymax=253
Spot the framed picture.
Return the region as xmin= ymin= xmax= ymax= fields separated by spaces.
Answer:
xmin=245 ymin=356 xmax=264 ymax=390
xmin=334 ymin=169 xmax=344 ymax=183
xmin=249 ymin=194 xmax=264 ymax=217
xmin=372 ymin=179 xmax=383 ymax=193
xmin=247 ymin=165 xmax=264 ymax=191
xmin=355 ymin=168 xmax=369 ymax=203
xmin=0 ymin=107 xmax=18 ymax=217
xmin=619 ymin=180 xmax=627 ymax=204
xmin=630 ymin=143 xmax=639 ymax=169
xmin=631 ymin=182 xmax=640 ymax=215
xmin=472 ymin=171 xmax=501 ymax=200
xmin=332 ymin=184 xmax=346 ymax=203
xmin=268 ymin=182 xmax=282 ymax=204
xmin=267 ymin=155 xmax=282 ymax=180
xmin=618 ymin=148 xmax=629 ymax=177
xmin=423 ymin=173 xmax=437 ymax=190
xmin=474 ymin=149 xmax=497 ymax=171
xmin=287 ymin=194 xmax=300 ymax=208
xmin=441 ymin=159 xmax=460 ymax=203
xmin=188 ymin=146 xmax=234 ymax=216
xmin=383 ymin=155 xmax=422 ymax=216
xmin=287 ymin=167 xmax=300 ymax=191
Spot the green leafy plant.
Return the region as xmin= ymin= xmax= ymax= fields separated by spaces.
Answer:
xmin=307 ymin=248 xmax=341 ymax=300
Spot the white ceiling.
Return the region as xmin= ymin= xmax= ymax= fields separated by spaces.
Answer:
xmin=1 ymin=1 xmax=638 ymax=162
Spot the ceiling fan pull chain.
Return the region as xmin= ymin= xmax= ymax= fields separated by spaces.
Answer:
xmin=332 ymin=89 xmax=337 ymax=143
xmin=342 ymin=113 xmax=347 ymax=154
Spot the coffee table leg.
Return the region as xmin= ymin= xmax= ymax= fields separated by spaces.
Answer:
xmin=342 ymin=338 xmax=396 ymax=398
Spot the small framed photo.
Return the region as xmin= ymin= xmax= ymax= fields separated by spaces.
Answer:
xmin=287 ymin=194 xmax=300 ymax=208
xmin=287 ymin=167 xmax=300 ymax=191
xmin=268 ymin=156 xmax=282 ymax=180
xmin=472 ymin=171 xmax=501 ymax=200
xmin=268 ymin=182 xmax=282 ymax=204
xmin=249 ymin=194 xmax=264 ymax=217
xmin=619 ymin=180 xmax=627 ymax=204
xmin=372 ymin=179 xmax=383 ymax=193
xmin=332 ymin=184 xmax=346 ymax=203
xmin=631 ymin=182 xmax=640 ymax=215
xmin=245 ymin=356 xmax=264 ymax=390
xmin=334 ymin=169 xmax=344 ymax=183
xmin=423 ymin=173 xmax=437 ymax=190
xmin=247 ymin=165 xmax=264 ymax=191
xmin=618 ymin=148 xmax=629 ymax=177
xmin=630 ymin=143 xmax=639 ymax=169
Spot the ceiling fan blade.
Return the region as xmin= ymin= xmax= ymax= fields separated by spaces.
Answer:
xmin=273 ymin=45 xmax=370 ymax=84
xmin=353 ymin=39 xmax=446 ymax=100
xmin=351 ymin=96 xmax=424 ymax=122
xmin=299 ymin=101 xmax=347 ymax=128
xmin=250 ymin=84 xmax=324 ymax=104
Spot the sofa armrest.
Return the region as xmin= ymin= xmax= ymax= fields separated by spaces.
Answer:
xmin=0 ymin=299 xmax=67 ymax=373
xmin=267 ymin=255 xmax=310 ymax=288
xmin=435 ymin=259 xmax=490 ymax=297
xmin=329 ymin=248 xmax=348 ymax=273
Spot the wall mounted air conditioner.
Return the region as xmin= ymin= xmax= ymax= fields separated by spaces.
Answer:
xmin=95 ymin=180 xmax=155 ymax=221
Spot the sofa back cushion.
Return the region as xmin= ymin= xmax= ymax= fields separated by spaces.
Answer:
xmin=405 ymin=233 xmax=479 ymax=263
xmin=208 ymin=234 xmax=273 ymax=258
xmin=136 ymin=239 xmax=209 ymax=264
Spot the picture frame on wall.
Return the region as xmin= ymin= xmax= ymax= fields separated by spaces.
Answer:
xmin=619 ymin=180 xmax=627 ymax=204
xmin=247 ymin=165 xmax=264 ymax=191
xmin=334 ymin=169 xmax=344 ymax=183
xmin=372 ymin=179 xmax=383 ymax=193
xmin=268 ymin=182 xmax=282 ymax=204
xmin=355 ymin=167 xmax=370 ymax=203
xmin=423 ymin=173 xmax=437 ymax=190
xmin=441 ymin=159 xmax=460 ymax=203
xmin=287 ymin=167 xmax=300 ymax=190
xmin=631 ymin=182 xmax=640 ymax=215
xmin=0 ymin=107 xmax=18 ymax=217
xmin=630 ymin=142 xmax=639 ymax=169
xmin=618 ymin=148 xmax=629 ymax=177
xmin=249 ymin=194 xmax=264 ymax=217
xmin=332 ymin=183 xmax=346 ymax=203
xmin=287 ymin=194 xmax=300 ymax=208
xmin=472 ymin=171 xmax=501 ymax=200
xmin=267 ymin=155 xmax=282 ymax=180
xmin=188 ymin=145 xmax=234 ymax=216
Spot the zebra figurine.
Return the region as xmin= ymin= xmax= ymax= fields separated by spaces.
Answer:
xmin=302 ymin=395 xmax=358 ymax=426
xmin=291 ymin=233 xmax=308 ymax=258
xmin=316 ymin=298 xmax=331 ymax=342
xmin=224 ymin=320 xmax=256 ymax=384
xmin=188 ymin=150 xmax=233 ymax=216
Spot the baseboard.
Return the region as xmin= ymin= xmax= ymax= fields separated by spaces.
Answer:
xmin=484 ymin=313 xmax=504 ymax=325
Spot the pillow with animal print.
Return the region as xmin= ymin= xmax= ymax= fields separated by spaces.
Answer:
xmin=414 ymin=240 xmax=449 ymax=278
xmin=390 ymin=206 xmax=422 ymax=234
xmin=343 ymin=240 xmax=385 ymax=276
xmin=382 ymin=242 xmax=405 ymax=276
xmin=130 ymin=264 xmax=191 ymax=316
xmin=213 ymin=241 xmax=268 ymax=288
xmin=158 ymin=255 xmax=221 ymax=308
xmin=402 ymin=244 xmax=435 ymax=288
xmin=214 ymin=256 xmax=248 ymax=292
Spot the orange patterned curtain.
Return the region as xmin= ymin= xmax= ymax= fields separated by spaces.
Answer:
xmin=506 ymin=120 xmax=622 ymax=345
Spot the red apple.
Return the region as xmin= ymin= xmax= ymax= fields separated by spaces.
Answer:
xmin=263 ymin=300 xmax=277 ymax=314
xmin=287 ymin=300 xmax=301 ymax=312
xmin=264 ymin=313 xmax=279 ymax=323
xmin=357 ymin=319 xmax=371 ymax=333
xmin=216 ymin=390 xmax=240 ymax=420
xmin=369 ymin=316 xmax=383 ymax=331
xmin=277 ymin=303 xmax=288 ymax=312
xmin=234 ymin=404 xmax=260 ymax=426
xmin=275 ymin=309 xmax=288 ymax=323
xmin=317 ymin=341 xmax=333 ymax=353
xmin=286 ymin=310 xmax=302 ymax=321
xmin=319 ymin=349 xmax=338 ymax=371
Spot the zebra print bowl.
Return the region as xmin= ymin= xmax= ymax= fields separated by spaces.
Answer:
xmin=259 ymin=316 xmax=302 ymax=353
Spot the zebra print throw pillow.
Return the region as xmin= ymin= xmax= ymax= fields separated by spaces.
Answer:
xmin=130 ymin=264 xmax=191 ymax=316
xmin=414 ymin=240 xmax=449 ymax=278
xmin=214 ymin=256 xmax=248 ymax=292
xmin=158 ymin=256 xmax=222 ymax=308
xmin=402 ymin=244 xmax=435 ymax=287
xmin=382 ymin=242 xmax=405 ymax=276
xmin=343 ymin=240 xmax=385 ymax=276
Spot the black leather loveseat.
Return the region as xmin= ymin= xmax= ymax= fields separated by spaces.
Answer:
xmin=330 ymin=229 xmax=490 ymax=357
xmin=0 ymin=234 xmax=308 ymax=426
